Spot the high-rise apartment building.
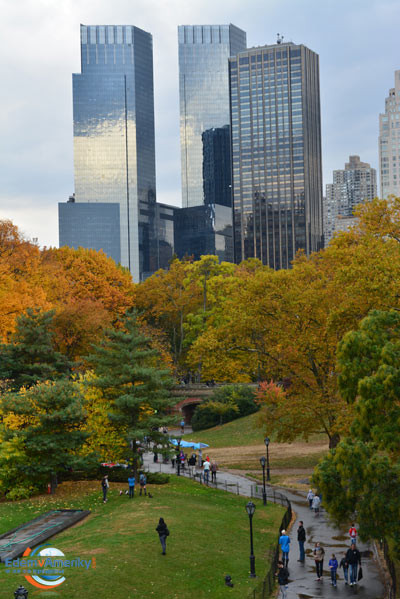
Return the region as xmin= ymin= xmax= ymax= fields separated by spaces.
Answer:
xmin=379 ymin=70 xmax=400 ymax=199
xmin=229 ymin=41 xmax=323 ymax=268
xmin=63 ymin=24 xmax=158 ymax=282
xmin=324 ymin=155 xmax=377 ymax=244
xmin=178 ymin=24 xmax=246 ymax=208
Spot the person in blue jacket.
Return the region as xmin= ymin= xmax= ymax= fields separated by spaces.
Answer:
xmin=128 ymin=474 xmax=135 ymax=498
xmin=279 ymin=529 xmax=291 ymax=566
xmin=329 ymin=554 xmax=338 ymax=587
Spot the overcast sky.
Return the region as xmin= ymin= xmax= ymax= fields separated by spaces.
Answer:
xmin=1 ymin=0 xmax=399 ymax=247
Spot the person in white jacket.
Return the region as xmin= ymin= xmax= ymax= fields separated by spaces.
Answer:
xmin=312 ymin=494 xmax=321 ymax=515
xmin=307 ymin=489 xmax=314 ymax=509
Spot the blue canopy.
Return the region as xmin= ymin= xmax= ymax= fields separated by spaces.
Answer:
xmin=191 ymin=442 xmax=209 ymax=450
xmin=169 ymin=439 xmax=196 ymax=448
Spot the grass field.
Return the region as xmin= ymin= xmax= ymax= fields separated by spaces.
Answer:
xmin=0 ymin=478 xmax=284 ymax=599
xmin=183 ymin=413 xmax=329 ymax=489
xmin=183 ymin=412 xmax=263 ymax=448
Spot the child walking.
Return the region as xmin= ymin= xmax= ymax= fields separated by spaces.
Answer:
xmin=329 ymin=554 xmax=338 ymax=587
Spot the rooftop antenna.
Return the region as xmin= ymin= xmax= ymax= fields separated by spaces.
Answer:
xmin=277 ymin=33 xmax=284 ymax=45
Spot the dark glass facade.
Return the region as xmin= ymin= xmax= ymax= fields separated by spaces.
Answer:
xmin=58 ymin=200 xmax=121 ymax=264
xmin=229 ymin=43 xmax=323 ymax=269
xmin=72 ymin=25 xmax=156 ymax=281
xmin=202 ymin=125 xmax=232 ymax=207
xmin=178 ymin=24 xmax=246 ymax=208
xmin=174 ymin=204 xmax=233 ymax=262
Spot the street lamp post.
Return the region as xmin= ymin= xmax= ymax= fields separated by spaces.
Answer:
xmin=245 ymin=501 xmax=256 ymax=578
xmin=176 ymin=437 xmax=181 ymax=476
xmin=264 ymin=437 xmax=271 ymax=481
xmin=259 ymin=456 xmax=267 ymax=505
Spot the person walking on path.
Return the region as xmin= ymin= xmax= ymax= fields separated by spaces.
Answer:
xmin=101 ymin=475 xmax=109 ymax=503
xmin=349 ymin=523 xmax=357 ymax=544
xmin=329 ymin=554 xmax=338 ymax=587
xmin=276 ymin=560 xmax=290 ymax=599
xmin=312 ymin=494 xmax=321 ymax=515
xmin=203 ymin=458 xmax=211 ymax=484
xmin=211 ymin=460 xmax=218 ymax=483
xmin=156 ymin=517 xmax=169 ymax=555
xmin=128 ymin=474 xmax=135 ymax=498
xmin=307 ymin=489 xmax=314 ymax=509
xmin=346 ymin=543 xmax=361 ymax=585
xmin=279 ymin=529 xmax=291 ymax=566
xmin=297 ymin=520 xmax=306 ymax=562
xmin=180 ymin=418 xmax=185 ymax=433
xmin=139 ymin=472 xmax=147 ymax=496
xmin=340 ymin=552 xmax=349 ymax=585
xmin=313 ymin=542 xmax=325 ymax=581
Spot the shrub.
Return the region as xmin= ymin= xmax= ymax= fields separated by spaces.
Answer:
xmin=191 ymin=384 xmax=258 ymax=431
xmin=6 ymin=486 xmax=38 ymax=501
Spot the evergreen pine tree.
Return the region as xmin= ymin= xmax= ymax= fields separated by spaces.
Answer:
xmin=86 ymin=312 xmax=175 ymax=474
xmin=0 ymin=379 xmax=88 ymax=495
xmin=0 ymin=308 xmax=71 ymax=391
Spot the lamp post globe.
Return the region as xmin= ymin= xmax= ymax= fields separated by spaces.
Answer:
xmin=245 ymin=501 xmax=256 ymax=577
xmin=264 ymin=437 xmax=271 ymax=481
xmin=14 ymin=587 xmax=28 ymax=599
xmin=259 ymin=456 xmax=267 ymax=506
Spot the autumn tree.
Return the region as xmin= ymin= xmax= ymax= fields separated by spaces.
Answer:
xmin=0 ymin=308 xmax=71 ymax=391
xmin=313 ymin=310 xmax=400 ymax=548
xmin=0 ymin=379 xmax=87 ymax=496
xmin=86 ymin=311 xmax=175 ymax=474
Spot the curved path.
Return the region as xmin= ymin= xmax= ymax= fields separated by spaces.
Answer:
xmin=143 ymin=454 xmax=385 ymax=598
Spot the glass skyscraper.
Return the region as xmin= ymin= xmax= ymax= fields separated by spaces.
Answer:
xmin=178 ymin=24 xmax=247 ymax=208
xmin=229 ymin=41 xmax=323 ymax=268
xmin=72 ymin=24 xmax=156 ymax=281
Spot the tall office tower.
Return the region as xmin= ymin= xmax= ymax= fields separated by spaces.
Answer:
xmin=229 ymin=41 xmax=323 ymax=269
xmin=379 ymin=70 xmax=400 ymax=199
xmin=178 ymin=24 xmax=246 ymax=208
xmin=71 ymin=24 xmax=157 ymax=282
xmin=324 ymin=155 xmax=377 ymax=244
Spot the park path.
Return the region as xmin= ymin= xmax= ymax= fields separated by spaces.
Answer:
xmin=143 ymin=453 xmax=385 ymax=598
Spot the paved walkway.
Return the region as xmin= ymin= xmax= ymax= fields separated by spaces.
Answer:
xmin=143 ymin=453 xmax=385 ymax=598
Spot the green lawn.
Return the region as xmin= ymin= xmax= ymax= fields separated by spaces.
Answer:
xmin=0 ymin=479 xmax=284 ymax=599
xmin=184 ymin=412 xmax=263 ymax=448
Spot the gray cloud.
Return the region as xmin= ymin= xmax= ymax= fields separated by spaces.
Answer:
xmin=0 ymin=0 xmax=399 ymax=247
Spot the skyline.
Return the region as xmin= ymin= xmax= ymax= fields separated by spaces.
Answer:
xmin=1 ymin=0 xmax=399 ymax=248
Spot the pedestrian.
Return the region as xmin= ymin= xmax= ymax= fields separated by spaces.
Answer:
xmin=139 ymin=472 xmax=147 ymax=496
xmin=171 ymin=455 xmax=176 ymax=468
xmin=307 ymin=489 xmax=314 ymax=509
xmin=153 ymin=450 xmax=158 ymax=463
xmin=156 ymin=517 xmax=169 ymax=555
xmin=345 ymin=543 xmax=361 ymax=586
xmin=297 ymin=520 xmax=306 ymax=562
xmin=339 ymin=552 xmax=349 ymax=585
xmin=101 ymin=475 xmax=109 ymax=503
xmin=211 ymin=460 xmax=218 ymax=483
xmin=279 ymin=529 xmax=291 ymax=566
xmin=276 ymin=560 xmax=289 ymax=599
xmin=349 ymin=523 xmax=357 ymax=545
xmin=128 ymin=473 xmax=135 ymax=498
xmin=179 ymin=450 xmax=185 ymax=471
xmin=329 ymin=553 xmax=338 ymax=587
xmin=313 ymin=542 xmax=325 ymax=581
xmin=180 ymin=418 xmax=185 ymax=433
xmin=203 ymin=458 xmax=211 ymax=484
xmin=312 ymin=494 xmax=321 ymax=515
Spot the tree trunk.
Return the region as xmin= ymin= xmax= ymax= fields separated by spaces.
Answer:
xmin=329 ymin=433 xmax=340 ymax=449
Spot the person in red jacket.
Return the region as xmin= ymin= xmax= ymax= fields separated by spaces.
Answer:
xmin=349 ymin=524 xmax=357 ymax=544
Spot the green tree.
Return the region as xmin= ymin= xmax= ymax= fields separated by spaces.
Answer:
xmin=0 ymin=379 xmax=87 ymax=497
xmin=191 ymin=384 xmax=257 ymax=430
xmin=313 ymin=310 xmax=400 ymax=548
xmin=0 ymin=308 xmax=71 ymax=391
xmin=86 ymin=312 xmax=175 ymax=475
